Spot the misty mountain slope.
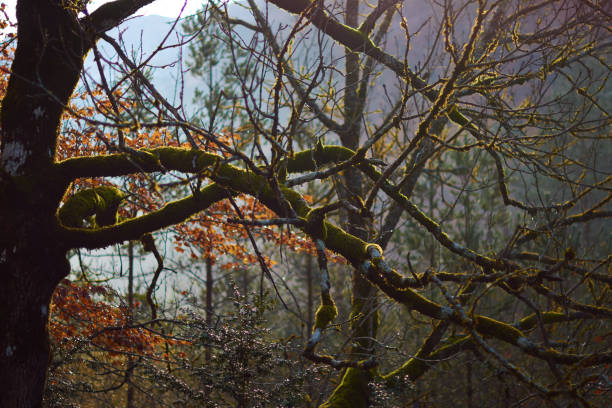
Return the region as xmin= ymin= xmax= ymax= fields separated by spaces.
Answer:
xmin=82 ymin=14 xmax=201 ymax=114
xmin=80 ymin=2 xmax=437 ymax=119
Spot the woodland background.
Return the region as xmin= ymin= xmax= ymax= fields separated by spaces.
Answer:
xmin=0 ymin=0 xmax=611 ymax=407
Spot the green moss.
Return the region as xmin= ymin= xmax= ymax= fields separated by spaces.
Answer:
xmin=314 ymin=304 xmax=338 ymax=330
xmin=324 ymin=223 xmax=368 ymax=265
xmin=56 ymin=147 xmax=220 ymax=180
xmin=62 ymin=183 xmax=231 ymax=249
xmin=516 ymin=312 xmax=567 ymax=331
xmin=280 ymin=186 xmax=311 ymax=216
xmin=474 ymin=315 xmax=524 ymax=344
xmin=403 ymin=290 xmax=446 ymax=319
xmin=377 ymin=266 xmax=409 ymax=289
xmin=213 ymin=163 xmax=269 ymax=198
xmin=365 ymin=243 xmax=383 ymax=257
xmin=363 ymin=267 xmax=445 ymax=319
xmin=58 ymin=186 xmax=124 ymax=228
xmin=382 ymin=336 xmax=471 ymax=383
xmin=326 ymin=19 xmax=375 ymax=53
xmin=155 ymin=147 xmax=218 ymax=172
xmin=383 ymin=356 xmax=428 ymax=385
xmin=286 ymin=145 xmax=354 ymax=173
xmin=276 ymin=161 xmax=288 ymax=182
xmin=319 ymin=290 xmax=331 ymax=305
xmin=320 ymin=368 xmax=370 ymax=408
xmin=305 ymin=207 xmax=328 ymax=240
xmin=447 ymin=105 xmax=476 ymax=131
xmin=314 ymin=290 xmax=338 ymax=330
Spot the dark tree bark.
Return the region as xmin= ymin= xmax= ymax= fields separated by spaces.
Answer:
xmin=0 ymin=3 xmax=87 ymax=407
xmin=0 ymin=2 xmax=155 ymax=407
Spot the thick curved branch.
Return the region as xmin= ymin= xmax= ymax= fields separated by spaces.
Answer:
xmin=382 ymin=322 xmax=466 ymax=383
xmin=84 ymin=0 xmax=158 ymax=35
xmin=60 ymin=145 xmax=606 ymax=279
xmin=59 ymin=183 xmax=231 ymax=249
xmin=57 ymin=145 xmax=611 ymax=367
xmin=268 ymin=0 xmax=434 ymax=97
xmin=56 ymin=147 xmax=221 ymax=180
xmin=58 ymin=185 xmax=125 ymax=228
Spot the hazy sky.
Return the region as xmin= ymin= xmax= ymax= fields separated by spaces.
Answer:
xmin=2 ymin=0 xmax=204 ymax=21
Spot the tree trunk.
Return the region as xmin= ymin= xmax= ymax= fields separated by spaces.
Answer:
xmin=342 ymin=0 xmax=379 ymax=362
xmin=126 ymin=241 xmax=135 ymax=408
xmin=205 ymin=256 xmax=213 ymax=362
xmin=0 ymin=233 xmax=70 ymax=408
xmin=306 ymin=254 xmax=314 ymax=335
xmin=0 ymin=2 xmax=89 ymax=407
xmin=0 ymin=154 xmax=72 ymax=408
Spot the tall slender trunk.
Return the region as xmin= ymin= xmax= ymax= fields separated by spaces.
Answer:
xmin=466 ymin=360 xmax=473 ymax=408
xmin=305 ymin=254 xmax=316 ymax=400
xmin=205 ymin=256 xmax=213 ymax=362
xmin=342 ymin=0 xmax=378 ymax=360
xmin=126 ymin=241 xmax=135 ymax=408
xmin=306 ymin=255 xmax=314 ymax=335
xmin=319 ymin=3 xmax=381 ymax=407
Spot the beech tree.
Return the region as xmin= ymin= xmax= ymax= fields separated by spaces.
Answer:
xmin=1 ymin=1 xmax=611 ymax=407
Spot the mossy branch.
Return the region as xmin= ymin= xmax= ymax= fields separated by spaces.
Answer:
xmin=268 ymin=0 xmax=431 ymax=92
xmin=56 ymin=146 xmax=611 ymax=367
xmin=320 ymin=367 xmax=371 ymax=408
xmin=313 ymin=307 xmax=336 ymax=335
xmin=56 ymin=147 xmax=221 ymax=181
xmin=515 ymin=311 xmax=595 ymax=332
xmin=288 ymin=145 xmax=507 ymax=271
xmin=382 ymin=310 xmax=600 ymax=384
xmin=59 ymin=183 xmax=231 ymax=249
xmin=383 ymin=335 xmax=472 ymax=383
xmin=303 ymin=238 xmax=372 ymax=371
xmin=291 ymin=147 xmax=517 ymax=278
xmin=313 ymin=297 xmax=337 ymax=331
xmin=58 ymin=186 xmax=125 ymax=228
xmin=360 ymin=259 xmax=612 ymax=365
xmin=269 ymin=0 xmax=376 ymax=54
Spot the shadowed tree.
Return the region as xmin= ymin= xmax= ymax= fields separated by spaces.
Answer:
xmin=1 ymin=1 xmax=611 ymax=407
